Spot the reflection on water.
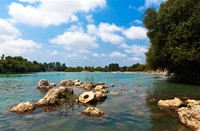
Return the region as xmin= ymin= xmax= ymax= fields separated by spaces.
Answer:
xmin=0 ymin=72 xmax=200 ymax=131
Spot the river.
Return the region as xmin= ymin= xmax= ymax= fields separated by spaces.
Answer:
xmin=0 ymin=72 xmax=200 ymax=131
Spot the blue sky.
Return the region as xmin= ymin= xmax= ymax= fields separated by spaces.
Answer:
xmin=0 ymin=0 xmax=165 ymax=67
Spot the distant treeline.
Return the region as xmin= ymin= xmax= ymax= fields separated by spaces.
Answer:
xmin=0 ymin=55 xmax=145 ymax=73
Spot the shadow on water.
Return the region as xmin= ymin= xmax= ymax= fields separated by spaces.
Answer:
xmin=145 ymin=78 xmax=200 ymax=131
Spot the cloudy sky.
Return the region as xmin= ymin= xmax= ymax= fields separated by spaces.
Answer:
xmin=0 ymin=0 xmax=165 ymax=67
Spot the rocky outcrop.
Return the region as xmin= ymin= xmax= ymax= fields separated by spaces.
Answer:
xmin=60 ymin=80 xmax=74 ymax=86
xmin=37 ymin=87 xmax=74 ymax=105
xmin=37 ymin=79 xmax=55 ymax=89
xmin=158 ymin=97 xmax=183 ymax=107
xmin=78 ymin=91 xmax=96 ymax=103
xmin=81 ymin=107 xmax=105 ymax=117
xmin=10 ymin=102 xmax=36 ymax=113
xmin=178 ymin=99 xmax=200 ymax=130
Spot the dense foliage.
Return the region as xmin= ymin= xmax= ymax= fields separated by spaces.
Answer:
xmin=0 ymin=55 xmax=146 ymax=73
xmin=143 ymin=0 xmax=200 ymax=82
xmin=0 ymin=55 xmax=67 ymax=73
xmin=0 ymin=55 xmax=45 ymax=73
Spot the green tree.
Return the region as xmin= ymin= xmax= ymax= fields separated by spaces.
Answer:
xmin=143 ymin=0 xmax=200 ymax=82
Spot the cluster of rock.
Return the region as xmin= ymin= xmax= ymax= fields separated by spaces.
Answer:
xmin=158 ymin=97 xmax=200 ymax=130
xmin=10 ymin=79 xmax=118 ymax=117
xmin=10 ymin=86 xmax=74 ymax=114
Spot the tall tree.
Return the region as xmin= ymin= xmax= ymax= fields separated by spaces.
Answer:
xmin=143 ymin=0 xmax=200 ymax=82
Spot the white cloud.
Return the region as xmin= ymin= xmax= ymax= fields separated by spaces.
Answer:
xmin=87 ymin=23 xmax=124 ymax=44
xmin=0 ymin=18 xmax=41 ymax=57
xmin=0 ymin=19 xmax=21 ymax=41
xmin=86 ymin=15 xmax=94 ymax=23
xmin=109 ymin=51 xmax=127 ymax=58
xmin=123 ymin=26 xmax=147 ymax=40
xmin=49 ymin=31 xmax=98 ymax=51
xmin=92 ymin=52 xmax=100 ymax=57
xmin=128 ymin=57 xmax=141 ymax=62
xmin=50 ymin=50 xmax=58 ymax=55
xmin=139 ymin=0 xmax=166 ymax=11
xmin=0 ymin=39 xmax=40 ymax=56
xmin=120 ymin=43 xmax=147 ymax=56
xmin=133 ymin=19 xmax=142 ymax=24
xmin=8 ymin=0 xmax=106 ymax=27
xmin=69 ymin=15 xmax=79 ymax=22
xmin=19 ymin=0 xmax=39 ymax=3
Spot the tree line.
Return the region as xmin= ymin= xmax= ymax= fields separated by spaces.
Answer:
xmin=0 ymin=55 xmax=146 ymax=73
xmin=143 ymin=0 xmax=200 ymax=83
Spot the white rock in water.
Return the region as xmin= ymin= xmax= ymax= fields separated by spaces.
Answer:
xmin=82 ymin=107 xmax=105 ymax=117
xmin=158 ymin=97 xmax=182 ymax=107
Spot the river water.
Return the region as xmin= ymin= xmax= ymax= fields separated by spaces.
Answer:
xmin=0 ymin=72 xmax=200 ymax=131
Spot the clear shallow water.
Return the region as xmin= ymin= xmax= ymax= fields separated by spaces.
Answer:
xmin=0 ymin=72 xmax=200 ymax=131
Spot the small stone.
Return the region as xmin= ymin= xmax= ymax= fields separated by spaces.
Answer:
xmin=110 ymin=92 xmax=119 ymax=95
xmin=110 ymin=84 xmax=115 ymax=87
xmin=121 ymin=88 xmax=128 ymax=92
xmin=82 ymin=107 xmax=105 ymax=117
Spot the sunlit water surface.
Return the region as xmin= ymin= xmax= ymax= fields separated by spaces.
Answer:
xmin=1 ymin=72 xmax=200 ymax=131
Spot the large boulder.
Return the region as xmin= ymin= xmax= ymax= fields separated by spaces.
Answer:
xmin=78 ymin=91 xmax=96 ymax=103
xmin=37 ymin=87 xmax=74 ymax=105
xmin=158 ymin=97 xmax=183 ymax=107
xmin=60 ymin=80 xmax=74 ymax=86
xmin=37 ymin=79 xmax=54 ymax=89
xmin=178 ymin=102 xmax=200 ymax=130
xmin=80 ymin=82 xmax=95 ymax=90
xmin=82 ymin=107 xmax=105 ymax=117
xmin=10 ymin=102 xmax=36 ymax=113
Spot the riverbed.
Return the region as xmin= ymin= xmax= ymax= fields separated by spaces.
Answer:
xmin=0 ymin=72 xmax=199 ymax=130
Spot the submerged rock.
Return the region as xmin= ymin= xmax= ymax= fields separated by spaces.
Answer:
xmin=158 ymin=97 xmax=183 ymax=107
xmin=79 ymin=91 xmax=96 ymax=103
xmin=110 ymin=92 xmax=119 ymax=95
xmin=81 ymin=107 xmax=105 ymax=117
xmin=10 ymin=102 xmax=36 ymax=113
xmin=178 ymin=103 xmax=200 ymax=130
xmin=37 ymin=87 xmax=74 ymax=105
xmin=37 ymin=79 xmax=54 ymax=89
